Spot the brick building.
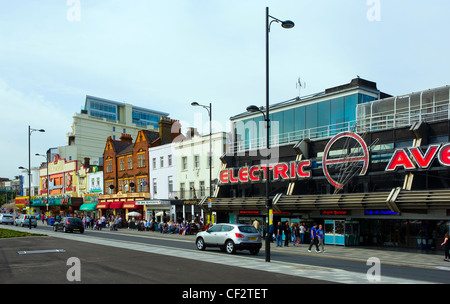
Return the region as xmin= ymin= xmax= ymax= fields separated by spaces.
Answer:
xmin=98 ymin=117 xmax=182 ymax=219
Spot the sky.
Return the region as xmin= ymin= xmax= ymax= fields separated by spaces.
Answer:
xmin=0 ymin=0 xmax=449 ymax=180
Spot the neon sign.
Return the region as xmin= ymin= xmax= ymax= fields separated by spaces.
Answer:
xmin=219 ymin=132 xmax=450 ymax=189
xmin=386 ymin=143 xmax=450 ymax=171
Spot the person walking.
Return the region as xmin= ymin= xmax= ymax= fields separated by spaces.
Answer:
xmin=441 ymin=232 xmax=450 ymax=261
xmin=276 ymin=221 xmax=283 ymax=247
xmin=284 ymin=221 xmax=291 ymax=247
xmin=308 ymin=223 xmax=320 ymax=253
xmin=299 ymin=222 xmax=306 ymax=244
xmin=317 ymin=224 xmax=325 ymax=253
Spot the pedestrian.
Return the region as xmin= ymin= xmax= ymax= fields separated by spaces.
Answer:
xmin=253 ymin=218 xmax=261 ymax=236
xmin=308 ymin=223 xmax=320 ymax=253
xmin=276 ymin=221 xmax=283 ymax=247
xmin=294 ymin=223 xmax=300 ymax=245
xmin=284 ymin=221 xmax=291 ymax=247
xmin=299 ymin=222 xmax=306 ymax=244
xmin=441 ymin=232 xmax=450 ymax=261
xmin=317 ymin=224 xmax=325 ymax=253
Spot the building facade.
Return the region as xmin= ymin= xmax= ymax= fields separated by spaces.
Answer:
xmin=214 ymin=79 xmax=450 ymax=250
xmin=58 ymin=95 xmax=169 ymax=168
xmin=98 ymin=117 xmax=181 ymax=220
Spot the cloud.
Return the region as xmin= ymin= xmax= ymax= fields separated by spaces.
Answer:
xmin=0 ymin=79 xmax=71 ymax=179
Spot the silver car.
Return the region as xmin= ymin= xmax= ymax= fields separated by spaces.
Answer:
xmin=0 ymin=213 xmax=14 ymax=225
xmin=14 ymin=214 xmax=37 ymax=228
xmin=195 ymin=223 xmax=262 ymax=255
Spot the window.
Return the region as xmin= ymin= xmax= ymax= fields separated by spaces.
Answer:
xmin=200 ymin=181 xmax=205 ymax=197
xmin=194 ymin=155 xmax=200 ymax=169
xmin=106 ymin=160 xmax=112 ymax=173
xmin=182 ymin=157 xmax=187 ymax=170
xmin=180 ymin=183 xmax=185 ymax=199
xmin=127 ymin=156 xmax=132 ymax=170
xmin=137 ymin=177 xmax=148 ymax=192
xmin=138 ymin=153 xmax=146 ymax=168
xmin=168 ymin=155 xmax=173 ymax=166
xmin=160 ymin=156 xmax=164 ymax=168
xmin=119 ymin=158 xmax=125 ymax=171
xmin=168 ymin=176 xmax=173 ymax=193
xmin=153 ymin=178 xmax=157 ymax=195
xmin=152 ymin=157 xmax=157 ymax=169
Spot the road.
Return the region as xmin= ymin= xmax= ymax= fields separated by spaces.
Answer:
xmin=1 ymin=224 xmax=450 ymax=286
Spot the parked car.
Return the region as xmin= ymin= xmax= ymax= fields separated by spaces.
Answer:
xmin=53 ymin=217 xmax=84 ymax=233
xmin=0 ymin=213 xmax=14 ymax=225
xmin=195 ymin=223 xmax=262 ymax=255
xmin=14 ymin=214 xmax=37 ymax=228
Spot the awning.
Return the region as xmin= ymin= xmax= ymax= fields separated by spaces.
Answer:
xmin=122 ymin=201 xmax=143 ymax=209
xmin=80 ymin=203 xmax=98 ymax=211
xmin=110 ymin=201 xmax=124 ymax=209
xmin=96 ymin=202 xmax=111 ymax=209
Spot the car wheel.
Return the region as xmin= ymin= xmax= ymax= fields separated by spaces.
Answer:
xmin=21 ymin=223 xmax=24 ymax=227
xmin=225 ymin=240 xmax=236 ymax=254
xmin=63 ymin=227 xmax=68 ymax=233
xmin=196 ymin=237 xmax=206 ymax=251
xmin=80 ymin=229 xmax=84 ymax=234
xmin=53 ymin=225 xmax=57 ymax=232
xmin=249 ymin=248 xmax=260 ymax=255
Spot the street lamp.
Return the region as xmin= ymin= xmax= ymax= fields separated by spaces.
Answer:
xmin=248 ymin=7 xmax=294 ymax=263
xmin=36 ymin=151 xmax=50 ymax=220
xmin=191 ymin=101 xmax=213 ymax=225
xmin=25 ymin=126 xmax=45 ymax=229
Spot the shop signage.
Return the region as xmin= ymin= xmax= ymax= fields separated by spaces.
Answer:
xmin=320 ymin=210 xmax=349 ymax=216
xmin=219 ymin=132 xmax=450 ymax=189
xmin=364 ymin=210 xmax=399 ymax=215
xmin=239 ymin=210 xmax=260 ymax=214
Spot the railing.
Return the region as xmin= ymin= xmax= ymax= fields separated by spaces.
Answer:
xmin=229 ymin=87 xmax=450 ymax=153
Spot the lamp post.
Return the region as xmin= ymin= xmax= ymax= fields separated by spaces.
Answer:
xmin=191 ymin=102 xmax=212 ymax=225
xmin=247 ymin=8 xmax=294 ymax=262
xmin=36 ymin=149 xmax=50 ymax=219
xmin=24 ymin=126 xmax=45 ymax=229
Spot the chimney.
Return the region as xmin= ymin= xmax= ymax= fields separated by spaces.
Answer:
xmin=120 ymin=133 xmax=133 ymax=143
xmin=159 ymin=117 xmax=172 ymax=145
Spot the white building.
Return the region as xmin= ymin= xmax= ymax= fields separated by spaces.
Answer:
xmin=149 ymin=143 xmax=176 ymax=200
xmin=58 ymin=95 xmax=169 ymax=167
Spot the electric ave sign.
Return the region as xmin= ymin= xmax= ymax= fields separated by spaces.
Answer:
xmin=219 ymin=132 xmax=450 ymax=190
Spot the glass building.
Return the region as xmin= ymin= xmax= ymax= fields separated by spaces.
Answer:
xmin=230 ymin=78 xmax=391 ymax=152
xmin=85 ymin=96 xmax=169 ymax=130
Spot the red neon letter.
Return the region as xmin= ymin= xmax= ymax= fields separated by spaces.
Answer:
xmin=439 ymin=143 xmax=450 ymax=166
xmin=409 ymin=145 xmax=440 ymax=169
xmin=274 ymin=163 xmax=289 ymax=180
xmin=386 ymin=149 xmax=415 ymax=171
xmin=297 ymin=160 xmax=311 ymax=178
xmin=249 ymin=166 xmax=260 ymax=182
xmin=219 ymin=169 xmax=229 ymax=184
xmin=238 ymin=167 xmax=249 ymax=183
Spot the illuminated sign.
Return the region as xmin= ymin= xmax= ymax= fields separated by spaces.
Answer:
xmin=219 ymin=161 xmax=311 ymax=184
xmin=386 ymin=143 xmax=450 ymax=171
xmin=219 ymin=132 xmax=450 ymax=189
xmin=322 ymin=132 xmax=370 ymax=190
xmin=365 ymin=210 xmax=399 ymax=215
xmin=320 ymin=210 xmax=349 ymax=216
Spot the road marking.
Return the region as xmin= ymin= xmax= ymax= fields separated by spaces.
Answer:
xmin=17 ymin=249 xmax=66 ymax=255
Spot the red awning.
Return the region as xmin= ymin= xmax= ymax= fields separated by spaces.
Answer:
xmin=110 ymin=201 xmax=124 ymax=209
xmin=122 ymin=201 xmax=143 ymax=209
xmin=96 ymin=202 xmax=111 ymax=209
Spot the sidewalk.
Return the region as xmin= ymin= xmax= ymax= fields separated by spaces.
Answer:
xmin=98 ymin=227 xmax=450 ymax=271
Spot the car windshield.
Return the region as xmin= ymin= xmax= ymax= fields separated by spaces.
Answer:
xmin=238 ymin=226 xmax=258 ymax=233
xmin=68 ymin=218 xmax=82 ymax=224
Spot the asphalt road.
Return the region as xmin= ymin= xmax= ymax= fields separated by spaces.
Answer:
xmin=0 ymin=236 xmax=329 ymax=285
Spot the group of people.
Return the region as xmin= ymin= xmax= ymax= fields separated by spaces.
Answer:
xmin=274 ymin=221 xmax=325 ymax=253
